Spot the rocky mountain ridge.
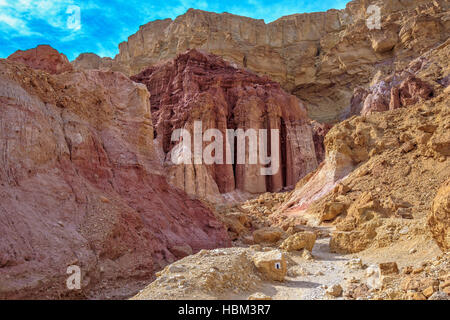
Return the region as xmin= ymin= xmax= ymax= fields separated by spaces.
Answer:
xmin=73 ymin=0 xmax=450 ymax=122
xmin=130 ymin=49 xmax=319 ymax=202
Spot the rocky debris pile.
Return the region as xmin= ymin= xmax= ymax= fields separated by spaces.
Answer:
xmin=280 ymin=232 xmax=316 ymax=252
xmin=271 ymin=58 xmax=449 ymax=254
xmin=132 ymin=247 xmax=288 ymax=300
xmin=351 ymin=36 xmax=450 ymax=117
xmin=0 ymin=49 xmax=230 ymax=299
xmin=131 ymin=49 xmax=319 ymax=202
xmin=368 ymin=254 xmax=450 ymax=300
xmin=74 ymin=0 xmax=450 ymax=122
xmin=8 ymin=44 xmax=73 ymax=74
xmin=213 ymin=199 xmax=279 ymax=243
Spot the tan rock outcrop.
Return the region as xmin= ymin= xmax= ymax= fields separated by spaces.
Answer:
xmin=429 ymin=179 xmax=450 ymax=252
xmin=252 ymin=250 xmax=287 ymax=281
xmin=279 ymin=232 xmax=316 ymax=252
xmin=72 ymin=53 xmax=113 ymax=71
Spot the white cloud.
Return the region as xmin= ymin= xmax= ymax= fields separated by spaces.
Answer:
xmin=0 ymin=12 xmax=40 ymax=36
xmin=0 ymin=0 xmax=79 ymax=37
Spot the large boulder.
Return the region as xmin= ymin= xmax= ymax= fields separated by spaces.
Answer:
xmin=252 ymin=250 xmax=287 ymax=281
xmin=389 ymin=76 xmax=433 ymax=110
xmin=253 ymin=227 xmax=284 ymax=244
xmin=75 ymin=1 xmax=450 ymax=122
xmin=72 ymin=53 xmax=113 ymax=71
xmin=279 ymin=232 xmax=316 ymax=252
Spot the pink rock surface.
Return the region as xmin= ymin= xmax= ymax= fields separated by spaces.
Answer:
xmin=355 ymin=76 xmax=433 ymax=117
xmin=0 ymin=54 xmax=230 ymax=299
xmin=389 ymin=75 xmax=434 ymax=110
xmin=131 ymin=49 xmax=319 ymax=202
xmin=7 ymin=45 xmax=73 ymax=74
xmin=360 ymin=81 xmax=391 ymax=116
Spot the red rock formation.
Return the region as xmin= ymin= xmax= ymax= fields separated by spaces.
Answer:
xmin=0 ymin=54 xmax=230 ymax=299
xmin=7 ymin=45 xmax=73 ymax=74
xmin=389 ymin=76 xmax=434 ymax=110
xmin=349 ymin=87 xmax=369 ymax=117
xmin=131 ymin=49 xmax=319 ymax=202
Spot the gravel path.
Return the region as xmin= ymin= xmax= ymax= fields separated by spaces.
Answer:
xmin=255 ymin=237 xmax=365 ymax=300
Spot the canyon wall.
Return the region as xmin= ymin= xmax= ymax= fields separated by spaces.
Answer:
xmin=74 ymin=0 xmax=450 ymax=122
xmin=0 ymin=53 xmax=230 ymax=299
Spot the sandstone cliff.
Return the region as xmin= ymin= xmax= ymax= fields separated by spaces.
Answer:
xmin=271 ymin=40 xmax=450 ymax=254
xmin=131 ymin=49 xmax=318 ymax=203
xmin=0 ymin=52 xmax=230 ymax=299
xmin=74 ymin=0 xmax=450 ymax=122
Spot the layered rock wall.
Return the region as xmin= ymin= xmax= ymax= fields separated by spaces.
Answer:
xmin=131 ymin=50 xmax=318 ymax=202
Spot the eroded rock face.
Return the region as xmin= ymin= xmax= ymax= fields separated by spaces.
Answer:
xmin=358 ymin=76 xmax=434 ymax=116
xmin=270 ymin=40 xmax=449 ymax=252
xmin=74 ymin=0 xmax=450 ymax=122
xmin=279 ymin=232 xmax=316 ymax=252
xmin=311 ymin=121 xmax=333 ymax=164
xmin=429 ymin=179 xmax=450 ymax=252
xmin=7 ymin=45 xmax=73 ymax=74
xmin=0 ymin=56 xmax=230 ymax=299
xmin=72 ymin=53 xmax=114 ymax=71
xmin=131 ymin=50 xmax=318 ymax=202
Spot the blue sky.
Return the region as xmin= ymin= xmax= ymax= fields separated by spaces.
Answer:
xmin=0 ymin=0 xmax=349 ymax=61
